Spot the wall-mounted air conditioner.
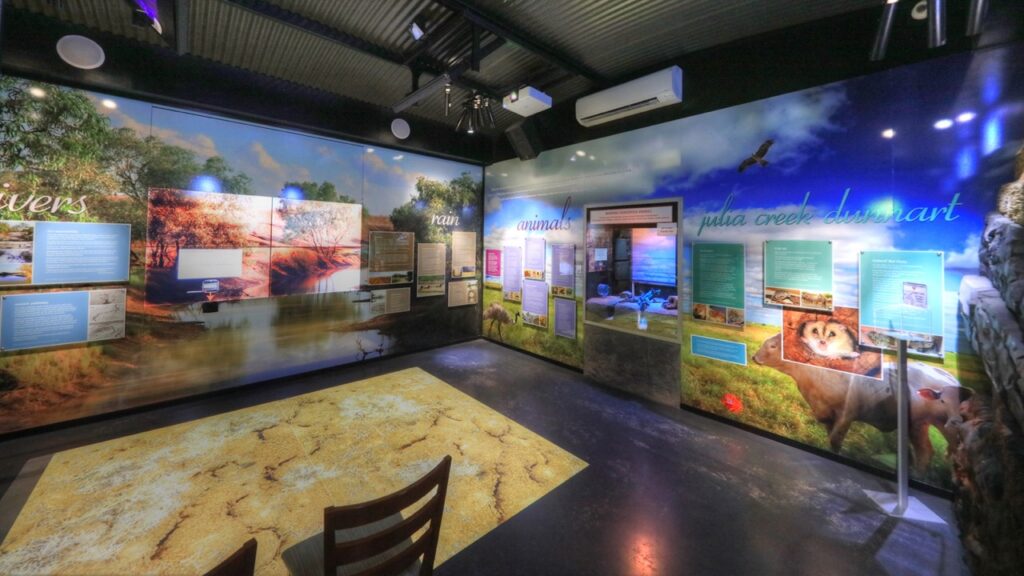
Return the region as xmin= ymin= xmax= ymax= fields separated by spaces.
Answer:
xmin=575 ymin=66 xmax=683 ymax=127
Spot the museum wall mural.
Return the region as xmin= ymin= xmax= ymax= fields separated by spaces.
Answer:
xmin=484 ymin=42 xmax=1024 ymax=489
xmin=0 ymin=76 xmax=483 ymax=434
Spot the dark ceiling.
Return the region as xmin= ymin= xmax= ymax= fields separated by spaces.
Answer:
xmin=3 ymin=0 xmax=1023 ymax=164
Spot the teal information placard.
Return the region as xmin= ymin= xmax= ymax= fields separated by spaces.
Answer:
xmin=691 ymin=242 xmax=745 ymax=328
xmin=763 ymin=240 xmax=833 ymax=311
xmin=691 ymin=335 xmax=748 ymax=366
xmin=858 ymin=250 xmax=944 ymax=357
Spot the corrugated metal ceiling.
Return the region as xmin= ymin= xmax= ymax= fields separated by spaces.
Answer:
xmin=8 ymin=0 xmax=882 ymax=133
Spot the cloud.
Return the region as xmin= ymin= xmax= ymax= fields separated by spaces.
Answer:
xmin=488 ymin=84 xmax=847 ymax=202
xmin=88 ymin=94 xmax=221 ymax=158
xmin=944 ymin=232 xmax=980 ymax=269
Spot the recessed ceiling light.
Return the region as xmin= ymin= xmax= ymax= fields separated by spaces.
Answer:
xmin=933 ymin=118 xmax=954 ymax=130
xmin=575 ymin=150 xmax=586 ymax=157
xmin=28 ymin=86 xmax=47 ymax=98
xmin=101 ymin=99 xmax=118 ymax=110
xmin=56 ymin=35 xmax=106 ymax=70
xmin=881 ymin=128 xmax=896 ymax=139
xmin=956 ymin=111 xmax=976 ymax=123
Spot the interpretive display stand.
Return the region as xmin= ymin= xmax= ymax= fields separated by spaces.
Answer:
xmin=863 ymin=339 xmax=946 ymax=524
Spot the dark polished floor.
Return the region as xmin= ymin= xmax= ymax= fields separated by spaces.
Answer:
xmin=0 ymin=339 xmax=964 ymax=575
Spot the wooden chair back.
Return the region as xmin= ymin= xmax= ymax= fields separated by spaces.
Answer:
xmin=204 ymin=537 xmax=257 ymax=576
xmin=324 ymin=455 xmax=452 ymax=576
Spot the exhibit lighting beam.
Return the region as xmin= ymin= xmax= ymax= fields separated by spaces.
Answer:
xmin=928 ymin=0 xmax=946 ymax=48
xmin=870 ymin=0 xmax=899 ymax=62
xmin=394 ymin=72 xmax=450 ymax=114
xmin=966 ymin=0 xmax=989 ymax=36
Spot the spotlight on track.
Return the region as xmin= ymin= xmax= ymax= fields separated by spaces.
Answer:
xmin=966 ymin=0 xmax=989 ymax=36
xmin=129 ymin=0 xmax=163 ymax=35
xmin=927 ymin=0 xmax=946 ymax=48
xmin=870 ymin=0 xmax=900 ymax=62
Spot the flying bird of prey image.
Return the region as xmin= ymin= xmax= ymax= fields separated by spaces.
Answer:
xmin=738 ymin=139 xmax=774 ymax=173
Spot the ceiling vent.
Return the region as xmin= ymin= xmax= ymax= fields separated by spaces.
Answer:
xmin=575 ymin=66 xmax=682 ymax=127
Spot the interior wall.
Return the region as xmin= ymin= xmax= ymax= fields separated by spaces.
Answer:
xmin=0 ymin=74 xmax=483 ymax=435
xmin=483 ymin=42 xmax=1024 ymax=490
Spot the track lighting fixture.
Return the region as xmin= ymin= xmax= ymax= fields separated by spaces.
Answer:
xmin=455 ymin=93 xmax=496 ymax=135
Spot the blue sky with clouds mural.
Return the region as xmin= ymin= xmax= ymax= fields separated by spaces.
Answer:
xmin=486 ymin=44 xmax=1024 ymax=351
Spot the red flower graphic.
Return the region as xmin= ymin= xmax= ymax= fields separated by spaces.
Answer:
xmin=722 ymin=393 xmax=744 ymax=413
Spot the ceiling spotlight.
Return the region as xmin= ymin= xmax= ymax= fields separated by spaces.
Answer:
xmin=575 ymin=150 xmax=586 ymax=157
xmin=444 ymin=83 xmax=452 ymax=117
xmin=455 ymin=93 xmax=496 ymax=135
xmin=966 ymin=0 xmax=988 ymax=36
xmin=870 ymin=0 xmax=899 ymax=61
xmin=409 ymin=16 xmax=426 ymax=41
xmin=956 ymin=111 xmax=977 ymax=123
xmin=56 ymin=35 xmax=106 ymax=69
xmin=928 ymin=0 xmax=946 ymax=48
xmin=28 ymin=86 xmax=47 ymax=98
xmin=101 ymin=98 xmax=118 ymax=110
xmin=882 ymin=128 xmax=896 ymax=139
xmin=934 ymin=118 xmax=954 ymax=130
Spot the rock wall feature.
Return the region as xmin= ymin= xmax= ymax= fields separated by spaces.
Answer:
xmin=979 ymin=214 xmax=1024 ymax=323
xmin=997 ymin=181 xmax=1024 ymax=227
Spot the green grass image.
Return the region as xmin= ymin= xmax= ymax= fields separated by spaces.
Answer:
xmin=482 ymin=287 xmax=583 ymax=368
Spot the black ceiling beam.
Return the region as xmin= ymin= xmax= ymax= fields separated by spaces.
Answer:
xmin=221 ymin=0 xmax=502 ymax=100
xmin=433 ymin=0 xmax=606 ymax=85
xmin=174 ymin=0 xmax=189 ymax=55
xmin=401 ymin=12 xmax=463 ymax=66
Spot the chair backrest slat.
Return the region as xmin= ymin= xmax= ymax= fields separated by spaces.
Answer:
xmin=325 ymin=457 xmax=450 ymax=528
xmin=324 ymin=455 xmax=451 ymax=576
xmin=331 ymin=492 xmax=441 ymax=561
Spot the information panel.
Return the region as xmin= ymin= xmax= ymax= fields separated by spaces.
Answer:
xmin=0 ymin=221 xmax=131 ymax=288
xmin=522 ymin=279 xmax=549 ymax=328
xmin=550 ymin=244 xmax=575 ymax=297
xmin=859 ymin=250 xmax=944 ymax=356
xmin=502 ymin=245 xmax=522 ymax=302
xmin=485 ymin=249 xmax=502 ymax=289
xmin=524 ymin=237 xmax=546 ymax=280
xmin=451 ymin=231 xmax=477 ymax=279
xmin=447 ymin=279 xmax=478 ymax=307
xmin=1 ymin=288 xmax=126 ymax=351
xmin=691 ymin=242 xmax=745 ymax=327
xmin=368 ymin=231 xmax=415 ymax=285
xmin=554 ymin=297 xmax=576 ymax=339
xmin=416 ymin=243 xmax=446 ymax=298
xmin=763 ymin=240 xmax=833 ymax=311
